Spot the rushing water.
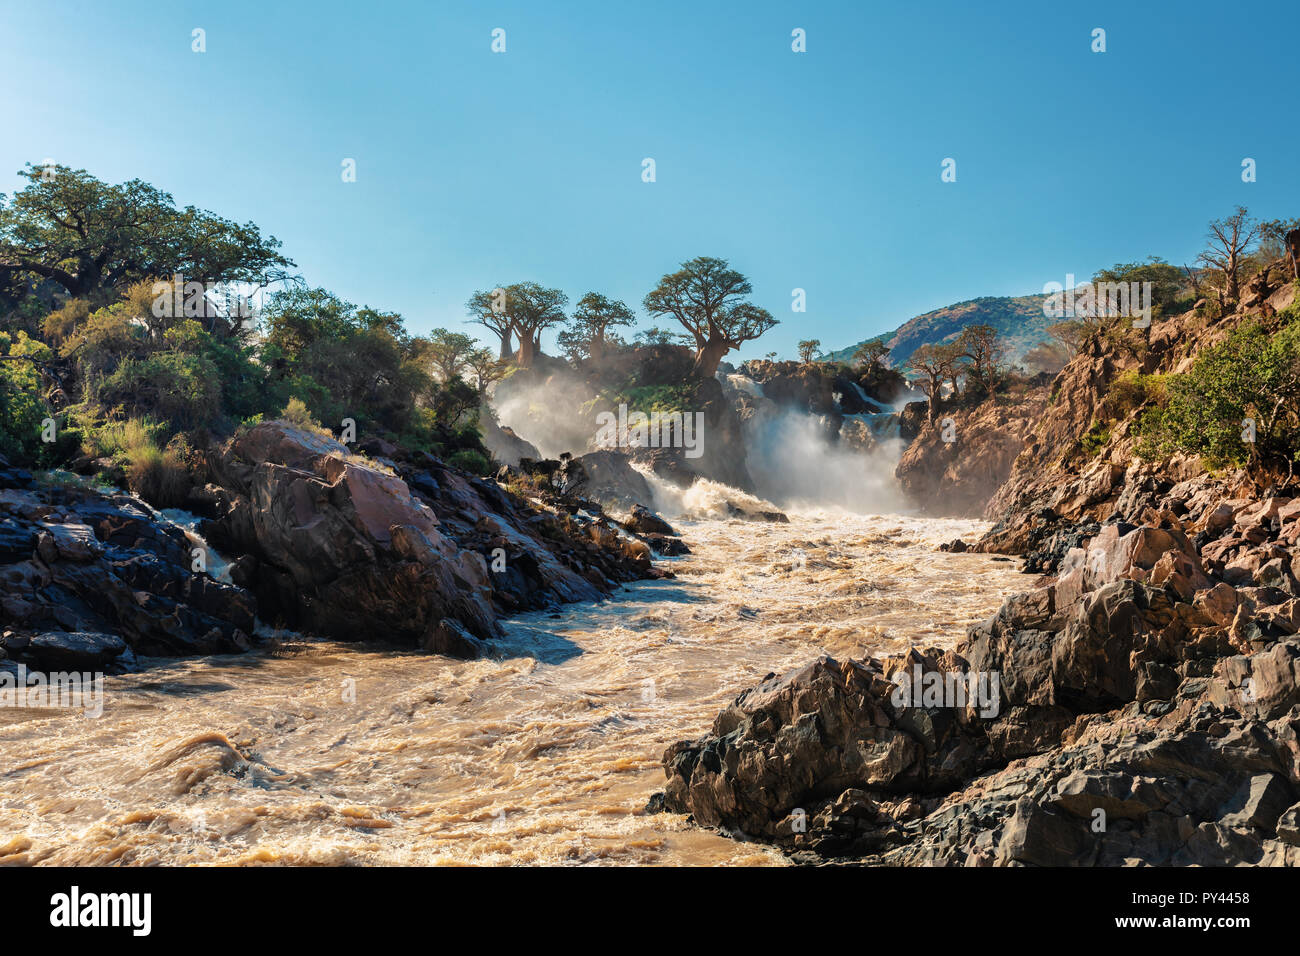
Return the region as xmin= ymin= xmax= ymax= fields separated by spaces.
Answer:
xmin=0 ymin=509 xmax=1025 ymax=866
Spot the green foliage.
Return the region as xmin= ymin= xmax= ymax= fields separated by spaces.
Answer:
xmin=0 ymin=331 xmax=64 ymax=464
xmin=1099 ymin=370 xmax=1164 ymax=421
xmin=280 ymin=396 xmax=320 ymax=430
xmin=0 ymin=163 xmax=292 ymax=302
xmin=1136 ymin=320 xmax=1300 ymax=469
xmin=447 ymin=449 xmax=490 ymax=476
xmin=591 ymin=380 xmax=697 ymax=417
xmin=1080 ymin=421 xmax=1111 ymax=457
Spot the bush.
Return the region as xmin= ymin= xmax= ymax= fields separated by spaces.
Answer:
xmin=447 ymin=449 xmax=490 ymax=476
xmin=1136 ymin=319 xmax=1300 ymax=469
xmin=280 ymin=396 xmax=320 ymax=429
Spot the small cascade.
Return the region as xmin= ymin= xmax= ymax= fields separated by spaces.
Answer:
xmin=156 ymin=508 xmax=235 ymax=584
xmin=725 ymin=373 xmax=765 ymax=399
xmin=843 ymin=380 xmax=892 ymax=413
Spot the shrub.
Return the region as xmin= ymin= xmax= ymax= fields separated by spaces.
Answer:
xmin=447 ymin=449 xmax=490 ymax=476
xmin=280 ymin=396 xmax=319 ymax=429
xmin=1136 ymin=319 xmax=1300 ymax=469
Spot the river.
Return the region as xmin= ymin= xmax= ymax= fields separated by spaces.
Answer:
xmin=0 ymin=509 xmax=1025 ymax=866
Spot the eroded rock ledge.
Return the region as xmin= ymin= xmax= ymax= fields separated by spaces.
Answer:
xmin=653 ymin=511 xmax=1300 ymax=865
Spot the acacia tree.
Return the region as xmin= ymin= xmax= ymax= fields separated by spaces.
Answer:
xmin=1047 ymin=319 xmax=1088 ymax=356
xmin=556 ymin=292 xmax=635 ymax=363
xmin=466 ymin=287 xmax=513 ymax=359
xmin=643 ymin=256 xmax=777 ymax=378
xmin=797 ymin=339 xmax=821 ymax=364
xmin=1198 ymin=207 xmax=1261 ymax=310
xmin=0 ymin=163 xmax=293 ymax=308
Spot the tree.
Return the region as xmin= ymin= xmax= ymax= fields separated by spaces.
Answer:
xmin=636 ymin=326 xmax=686 ymax=347
xmin=956 ymin=323 xmax=1005 ymax=394
xmin=643 ymin=256 xmax=777 ymax=378
xmin=906 ymin=343 xmax=957 ymax=422
xmin=465 ymin=347 xmax=511 ymax=400
xmin=1047 ymin=319 xmax=1088 ymax=357
xmin=797 ymin=339 xmax=821 ymax=364
xmin=466 ymin=287 xmax=513 ymax=360
xmin=556 ymin=292 xmax=636 ymax=362
xmin=1260 ymin=218 xmax=1300 ymax=281
xmin=261 ymin=287 xmax=359 ymax=360
xmin=425 ymin=328 xmax=477 ymax=382
xmin=0 ymin=163 xmax=293 ymax=305
xmin=1022 ymin=341 xmax=1070 ymax=374
xmin=1138 ymin=320 xmax=1300 ymax=472
xmin=1198 ymin=207 xmax=1261 ymax=310
xmin=1091 ymin=258 xmax=1186 ymax=318
xmin=852 ymin=340 xmax=890 ymax=370
xmin=501 ymin=282 xmax=567 ymax=368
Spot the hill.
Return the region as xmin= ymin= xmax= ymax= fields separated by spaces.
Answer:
xmin=826 ymin=294 xmax=1053 ymax=369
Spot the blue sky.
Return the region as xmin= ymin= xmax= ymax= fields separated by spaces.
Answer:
xmin=2 ymin=0 xmax=1297 ymax=360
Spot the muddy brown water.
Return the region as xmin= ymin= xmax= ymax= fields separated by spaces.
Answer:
xmin=0 ymin=511 xmax=1025 ymax=865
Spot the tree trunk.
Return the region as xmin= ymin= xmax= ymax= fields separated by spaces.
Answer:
xmin=517 ymin=333 xmax=536 ymax=368
xmin=692 ymin=338 xmax=730 ymax=379
xmin=497 ymin=328 xmax=513 ymax=361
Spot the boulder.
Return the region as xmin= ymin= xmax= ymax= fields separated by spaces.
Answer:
xmin=25 ymin=630 xmax=128 ymax=670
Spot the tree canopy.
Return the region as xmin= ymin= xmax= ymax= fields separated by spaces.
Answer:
xmin=643 ymin=256 xmax=777 ymax=378
xmin=0 ymin=163 xmax=294 ymax=304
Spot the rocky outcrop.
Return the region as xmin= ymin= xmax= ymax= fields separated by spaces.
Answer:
xmin=894 ymin=386 xmax=1049 ymax=517
xmin=654 ymin=543 xmax=1300 ymax=864
xmin=0 ymin=457 xmax=255 ymax=668
xmin=980 ymin=285 xmax=1297 ymax=552
xmin=479 ymin=415 xmax=540 ymax=468
xmin=201 ymin=422 xmax=661 ymax=657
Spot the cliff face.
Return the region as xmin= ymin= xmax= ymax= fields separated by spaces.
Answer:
xmin=894 ymin=386 xmax=1049 ymax=517
xmin=980 ymin=282 xmax=1298 ymax=553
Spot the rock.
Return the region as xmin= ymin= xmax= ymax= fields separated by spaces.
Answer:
xmin=205 ymin=421 xmax=656 ymax=656
xmin=643 ymin=533 xmax=690 ymax=556
xmin=0 ymin=481 xmax=256 ymax=660
xmin=1217 ymin=774 xmax=1294 ymax=831
xmin=26 ymin=631 xmax=128 ymax=670
xmin=619 ymin=504 xmax=676 ymax=537
xmin=35 ymin=522 xmax=102 ymax=563
xmin=1277 ymin=803 xmax=1300 ymax=846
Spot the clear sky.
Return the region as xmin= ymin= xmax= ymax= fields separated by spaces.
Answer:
xmin=2 ymin=0 xmax=1297 ymax=360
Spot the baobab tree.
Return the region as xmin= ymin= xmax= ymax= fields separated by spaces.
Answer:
xmin=556 ymin=292 xmax=636 ymax=362
xmin=906 ymin=343 xmax=960 ymax=422
xmin=643 ymin=256 xmax=777 ymax=378
xmin=852 ymin=340 xmax=890 ymax=371
xmin=464 ymin=282 xmax=568 ymax=368
xmin=465 ymin=347 xmax=511 ymax=400
xmin=956 ymin=323 xmax=1005 ymax=394
xmin=1198 ymin=207 xmax=1261 ymax=310
xmin=465 ymin=287 xmax=514 ymax=360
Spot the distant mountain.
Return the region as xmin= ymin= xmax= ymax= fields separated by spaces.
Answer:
xmin=825 ymin=294 xmax=1054 ymax=369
